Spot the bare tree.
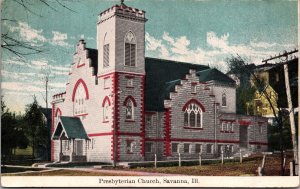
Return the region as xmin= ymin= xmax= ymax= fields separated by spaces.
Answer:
xmin=1 ymin=0 xmax=77 ymax=59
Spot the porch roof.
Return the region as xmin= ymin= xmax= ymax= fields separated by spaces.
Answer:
xmin=52 ymin=116 xmax=88 ymax=140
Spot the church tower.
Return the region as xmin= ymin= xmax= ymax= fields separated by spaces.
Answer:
xmin=97 ymin=1 xmax=147 ymax=162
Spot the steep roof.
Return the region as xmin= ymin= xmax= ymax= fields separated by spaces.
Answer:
xmin=52 ymin=116 xmax=88 ymax=140
xmin=197 ymin=68 xmax=235 ymax=84
xmin=145 ymin=57 xmax=209 ymax=111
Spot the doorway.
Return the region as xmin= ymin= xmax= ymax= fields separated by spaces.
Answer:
xmin=239 ymin=126 xmax=248 ymax=148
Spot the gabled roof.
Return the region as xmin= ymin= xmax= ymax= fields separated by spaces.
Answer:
xmin=52 ymin=116 xmax=88 ymax=140
xmin=197 ymin=68 xmax=235 ymax=85
xmin=145 ymin=57 xmax=209 ymax=111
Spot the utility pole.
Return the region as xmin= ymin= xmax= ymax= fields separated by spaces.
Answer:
xmin=262 ymin=49 xmax=298 ymax=164
xmin=283 ymin=61 xmax=298 ymax=164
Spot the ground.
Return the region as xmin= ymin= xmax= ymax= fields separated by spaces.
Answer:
xmin=1 ymin=153 xmax=293 ymax=176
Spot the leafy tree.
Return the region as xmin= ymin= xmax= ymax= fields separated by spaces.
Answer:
xmin=24 ymin=96 xmax=45 ymax=159
xmin=1 ymin=98 xmax=28 ymax=161
xmin=226 ymin=55 xmax=294 ymax=175
xmin=226 ymin=56 xmax=256 ymax=115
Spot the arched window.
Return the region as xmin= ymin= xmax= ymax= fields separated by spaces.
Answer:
xmin=123 ymin=96 xmax=137 ymax=121
xmin=74 ymin=84 xmax=87 ymax=115
xmin=124 ymin=31 xmax=136 ymax=67
xmin=102 ymin=96 xmax=111 ymax=122
xmin=222 ymin=92 xmax=226 ymax=107
xmin=54 ymin=108 xmax=62 ymax=127
xmin=72 ymin=79 xmax=89 ymax=116
xmin=125 ymin=100 xmax=134 ymax=120
xmin=183 ymin=103 xmax=203 ymax=128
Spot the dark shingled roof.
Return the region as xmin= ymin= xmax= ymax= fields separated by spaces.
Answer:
xmin=197 ymin=68 xmax=235 ymax=84
xmin=52 ymin=116 xmax=88 ymax=139
xmin=86 ymin=48 xmax=98 ymax=76
xmin=145 ymin=57 xmax=209 ymax=111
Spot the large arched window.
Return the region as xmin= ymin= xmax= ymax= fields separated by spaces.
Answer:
xmin=124 ymin=31 xmax=136 ymax=67
xmin=72 ymin=79 xmax=89 ymax=116
xmin=182 ymin=99 xmax=205 ymax=128
xmin=74 ymin=84 xmax=87 ymax=115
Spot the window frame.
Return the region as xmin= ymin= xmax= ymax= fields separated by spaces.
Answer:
xmin=103 ymin=44 xmax=110 ymax=67
xmin=124 ymin=32 xmax=137 ymax=67
xmin=183 ymin=103 xmax=203 ymax=128
xmin=195 ymin=143 xmax=202 ymax=154
xmin=172 ymin=143 xmax=179 ymax=153
xmin=222 ymin=92 xmax=227 ymax=107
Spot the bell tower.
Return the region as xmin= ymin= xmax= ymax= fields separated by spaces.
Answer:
xmin=97 ymin=2 xmax=147 ymax=162
xmin=97 ymin=1 xmax=147 ymax=75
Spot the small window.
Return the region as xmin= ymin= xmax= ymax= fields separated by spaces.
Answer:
xmin=191 ymin=84 xmax=197 ymax=93
xmin=103 ymin=44 xmax=109 ymax=67
xmin=206 ymin=144 xmax=213 ymax=154
xmin=126 ymin=140 xmax=134 ymax=153
xmin=103 ymin=103 xmax=109 ymax=122
xmin=222 ymin=92 xmax=226 ymax=107
xmin=227 ymin=122 xmax=231 ymax=131
xmin=127 ymin=78 xmax=133 ymax=87
xmin=195 ymin=144 xmax=202 ymax=153
xmin=221 ymin=122 xmax=225 ymax=131
xmin=172 ymin=143 xmax=179 ymax=153
xmin=146 ymin=115 xmax=153 ymax=128
xmin=145 ymin=142 xmax=153 ymax=153
xmin=104 ymin=78 xmax=110 ymax=89
xmin=184 ymin=143 xmax=191 ymax=153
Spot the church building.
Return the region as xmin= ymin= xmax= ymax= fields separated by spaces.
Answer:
xmin=51 ymin=2 xmax=268 ymax=163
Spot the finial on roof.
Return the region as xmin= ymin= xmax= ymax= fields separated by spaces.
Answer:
xmin=121 ymin=0 xmax=124 ymax=5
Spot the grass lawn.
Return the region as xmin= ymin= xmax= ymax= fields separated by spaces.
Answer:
xmin=2 ymin=169 xmax=136 ymax=176
xmin=130 ymin=154 xmax=292 ymax=176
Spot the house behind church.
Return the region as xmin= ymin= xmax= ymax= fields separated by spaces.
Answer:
xmin=51 ymin=2 xmax=268 ymax=163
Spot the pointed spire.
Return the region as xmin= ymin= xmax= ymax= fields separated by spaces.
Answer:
xmin=121 ymin=0 xmax=124 ymax=5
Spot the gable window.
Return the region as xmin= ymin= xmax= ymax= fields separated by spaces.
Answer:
xmin=103 ymin=44 xmax=109 ymax=67
xmin=183 ymin=103 xmax=203 ymax=128
xmin=195 ymin=144 xmax=202 ymax=153
xmin=222 ymin=92 xmax=227 ymax=107
xmin=191 ymin=84 xmax=197 ymax=93
xmin=124 ymin=32 xmax=136 ymax=67
xmin=172 ymin=143 xmax=179 ymax=153
xmin=145 ymin=142 xmax=153 ymax=153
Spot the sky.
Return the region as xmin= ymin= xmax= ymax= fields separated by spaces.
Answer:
xmin=1 ymin=0 xmax=298 ymax=114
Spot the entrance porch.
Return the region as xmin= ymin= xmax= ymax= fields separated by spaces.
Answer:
xmin=52 ymin=116 xmax=89 ymax=162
